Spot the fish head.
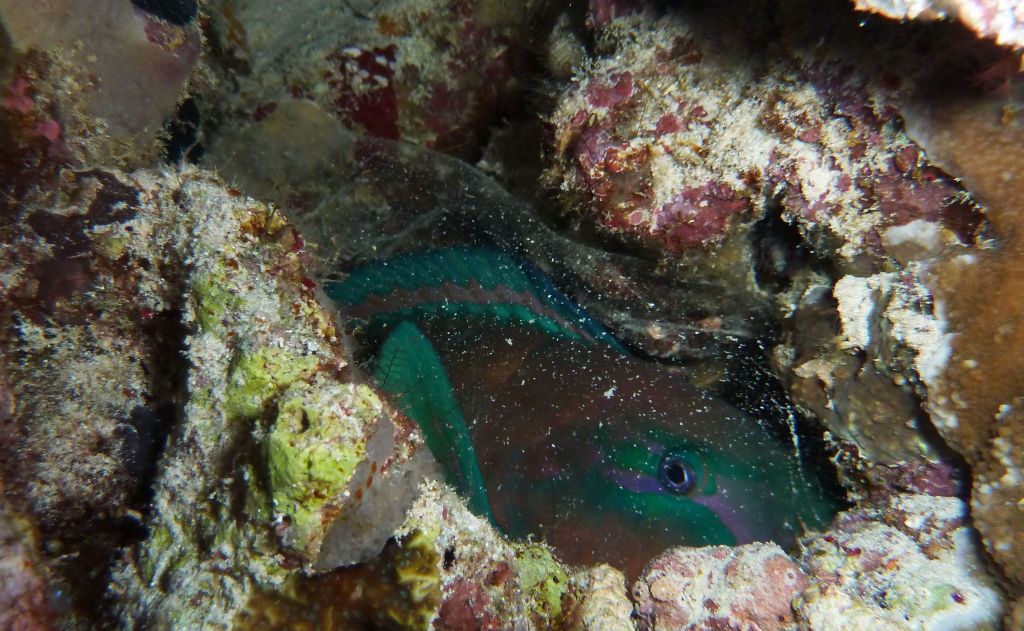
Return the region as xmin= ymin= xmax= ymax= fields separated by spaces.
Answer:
xmin=524 ymin=358 xmax=839 ymax=575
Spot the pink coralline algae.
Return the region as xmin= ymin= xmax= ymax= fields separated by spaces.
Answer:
xmin=318 ymin=5 xmax=524 ymax=156
xmin=326 ymin=45 xmax=401 ymax=140
xmin=437 ymin=578 xmax=501 ymax=631
xmin=632 ymin=543 xmax=809 ymax=631
xmin=547 ymin=6 xmax=966 ymax=257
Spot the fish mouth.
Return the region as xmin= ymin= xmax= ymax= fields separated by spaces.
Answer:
xmin=692 ymin=484 xmax=777 ymax=545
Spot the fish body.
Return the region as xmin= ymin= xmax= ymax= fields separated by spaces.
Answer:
xmin=326 ymin=248 xmax=836 ymax=576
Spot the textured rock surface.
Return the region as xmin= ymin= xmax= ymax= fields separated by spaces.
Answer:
xmin=546 ymin=5 xmax=966 ymax=262
xmin=905 ymin=90 xmax=1024 ymax=603
xmin=796 ymin=494 xmax=1004 ymax=629
xmin=854 ymin=0 xmax=1024 ymax=49
xmin=780 ymin=266 xmax=948 ymax=467
xmin=0 ymin=167 xmax=194 ymax=622
xmin=0 ymin=487 xmax=56 ymax=631
xmin=201 ymin=0 xmax=529 ymax=160
xmin=0 ymin=0 xmax=199 ymax=166
xmin=101 ymin=169 xmax=437 ymax=626
xmin=575 ymin=565 xmax=634 ymax=631
xmin=633 ymin=543 xmax=808 ymax=631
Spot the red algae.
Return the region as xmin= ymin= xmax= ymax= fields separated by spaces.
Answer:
xmin=546 ymin=2 xmax=966 ymax=260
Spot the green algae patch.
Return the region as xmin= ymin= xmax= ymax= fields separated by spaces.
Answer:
xmin=267 ymin=381 xmax=384 ymax=557
xmin=518 ymin=545 xmax=571 ymax=624
xmin=136 ymin=522 xmax=199 ymax=591
xmin=225 ymin=347 xmax=319 ymax=420
xmin=193 ymin=270 xmax=243 ymax=334
xmin=138 ymin=524 xmax=176 ymax=586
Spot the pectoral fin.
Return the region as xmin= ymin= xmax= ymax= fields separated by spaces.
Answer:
xmin=375 ymin=321 xmax=493 ymax=521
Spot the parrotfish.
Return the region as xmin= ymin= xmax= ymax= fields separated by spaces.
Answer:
xmin=325 ymin=247 xmax=837 ymax=576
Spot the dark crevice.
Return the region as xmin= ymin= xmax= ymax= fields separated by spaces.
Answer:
xmin=750 ymin=198 xmax=812 ymax=293
xmin=131 ymin=0 xmax=199 ymax=25
xmin=164 ymin=98 xmax=205 ymax=165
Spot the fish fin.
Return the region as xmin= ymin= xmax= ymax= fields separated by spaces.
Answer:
xmin=375 ymin=321 xmax=494 ymax=520
xmin=324 ymin=247 xmax=625 ymax=350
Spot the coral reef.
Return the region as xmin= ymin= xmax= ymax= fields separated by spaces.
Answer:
xmin=633 ymin=543 xmax=808 ymax=631
xmin=200 ymin=0 xmax=530 ymax=160
xmin=2 ymin=0 xmax=1023 ymax=628
xmin=545 ymin=5 xmax=965 ymax=264
xmin=795 ymin=494 xmax=1004 ymax=629
xmin=540 ymin=0 xmax=992 ymax=380
xmin=0 ymin=0 xmax=199 ymax=167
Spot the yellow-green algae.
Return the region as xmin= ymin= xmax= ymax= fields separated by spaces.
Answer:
xmin=193 ymin=268 xmax=244 ymax=334
xmin=225 ymin=347 xmax=320 ymax=420
xmin=267 ymin=380 xmax=384 ymax=557
xmin=518 ymin=544 xmax=572 ymax=625
xmin=109 ymin=178 xmax=357 ymax=628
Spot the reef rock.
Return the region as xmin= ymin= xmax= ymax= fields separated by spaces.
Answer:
xmin=545 ymin=3 xmax=968 ymax=265
xmin=201 ymin=0 xmax=530 ymax=160
xmin=903 ymin=89 xmax=1024 ymax=604
xmin=633 ymin=543 xmax=808 ymax=631
xmin=796 ymin=494 xmax=1004 ymax=629
xmin=0 ymin=167 xmax=196 ymax=622
xmin=0 ymin=0 xmax=200 ymax=166
xmin=853 ymin=0 xmax=1024 ymax=49
xmin=0 ymin=486 xmax=57 ymax=631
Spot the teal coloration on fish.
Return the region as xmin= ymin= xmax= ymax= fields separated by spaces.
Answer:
xmin=374 ymin=321 xmax=492 ymax=521
xmin=326 ymin=247 xmax=838 ymax=576
xmin=334 ymin=248 xmax=625 ymax=351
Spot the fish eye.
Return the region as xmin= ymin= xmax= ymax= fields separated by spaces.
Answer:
xmin=658 ymin=450 xmax=697 ymax=495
